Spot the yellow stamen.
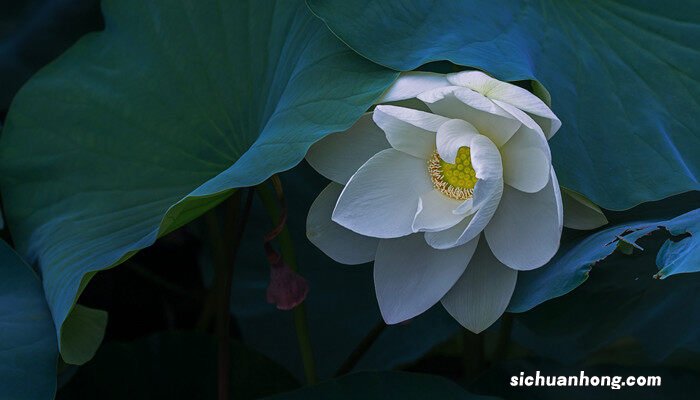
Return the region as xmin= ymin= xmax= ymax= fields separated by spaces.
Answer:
xmin=428 ymin=147 xmax=477 ymax=200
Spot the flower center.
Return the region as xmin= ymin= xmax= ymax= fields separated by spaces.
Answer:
xmin=428 ymin=147 xmax=477 ymax=200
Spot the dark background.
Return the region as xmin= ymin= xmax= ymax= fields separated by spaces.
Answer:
xmin=2 ymin=1 xmax=699 ymax=399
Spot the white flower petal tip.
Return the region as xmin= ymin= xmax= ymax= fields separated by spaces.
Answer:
xmin=561 ymin=188 xmax=608 ymax=230
xmin=441 ymin=238 xmax=517 ymax=333
xmin=484 ymin=168 xmax=563 ymax=270
xmin=417 ymin=86 xmax=520 ymax=147
xmin=306 ymin=113 xmax=389 ymax=184
xmin=500 ymin=124 xmax=551 ymax=193
xmin=411 ymin=190 xmax=465 ymax=233
xmin=378 ymin=71 xmax=450 ymax=103
xmin=307 ymin=183 xmax=379 ymax=265
xmin=469 ymin=134 xmax=502 ymax=181
xmin=435 ymin=119 xmax=479 ymax=163
xmin=375 ymin=234 xmax=479 ymax=324
xmin=373 ymin=105 xmax=449 ymax=159
xmin=332 ymin=149 xmax=432 ymax=239
xmin=425 ymin=177 xmax=504 ymax=250
xmin=446 ymin=70 xmax=561 ymax=139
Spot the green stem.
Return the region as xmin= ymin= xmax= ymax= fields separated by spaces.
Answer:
xmin=335 ymin=321 xmax=386 ymax=377
xmin=462 ymin=330 xmax=486 ymax=381
xmin=204 ymin=189 xmax=254 ymax=400
xmin=493 ymin=313 xmax=513 ymax=361
xmin=256 ymin=179 xmax=318 ymax=385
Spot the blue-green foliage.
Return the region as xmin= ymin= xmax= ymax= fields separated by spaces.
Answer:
xmin=510 ymin=207 xmax=700 ymax=313
xmin=0 ymin=241 xmax=57 ymax=400
xmin=0 ymin=0 xmax=397 ymax=358
xmin=308 ymin=0 xmax=700 ymax=210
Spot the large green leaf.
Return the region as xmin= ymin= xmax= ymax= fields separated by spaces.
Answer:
xmin=0 ymin=0 xmax=396 ymax=356
xmin=60 ymin=304 xmax=107 ymax=365
xmin=307 ymin=0 xmax=700 ymax=210
xmin=57 ymin=331 xmax=299 ymax=399
xmin=508 ymin=208 xmax=700 ymax=363
xmin=0 ymin=240 xmax=58 ymax=400
xmin=509 ymin=207 xmax=700 ymax=313
xmin=263 ymin=371 xmax=499 ymax=400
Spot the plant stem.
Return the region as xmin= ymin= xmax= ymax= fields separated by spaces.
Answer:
xmin=205 ymin=189 xmax=254 ymax=400
xmin=462 ymin=330 xmax=486 ymax=381
xmin=335 ymin=321 xmax=386 ymax=377
xmin=256 ymin=178 xmax=318 ymax=385
xmin=493 ymin=313 xmax=513 ymax=361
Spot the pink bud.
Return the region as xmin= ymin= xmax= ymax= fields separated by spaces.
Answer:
xmin=266 ymin=257 xmax=309 ymax=310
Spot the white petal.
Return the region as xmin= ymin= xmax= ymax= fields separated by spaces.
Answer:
xmin=469 ymin=134 xmax=502 ymax=181
xmin=418 ymin=86 xmax=520 ymax=147
xmin=374 ymin=105 xmax=449 ymax=132
xmin=373 ymin=105 xmax=449 ymax=159
xmin=425 ymin=177 xmax=503 ymax=249
xmin=374 ymin=234 xmax=479 ymax=324
xmin=412 ymin=190 xmax=466 ymax=232
xmin=530 ymin=114 xmax=562 ymax=140
xmin=500 ymin=124 xmax=551 ymax=193
xmin=492 ymin=99 xmax=548 ymax=151
xmin=484 ymin=169 xmax=563 ymax=270
xmin=306 ymin=113 xmax=389 ymax=184
xmin=562 ymin=188 xmax=608 ymax=230
xmin=333 ymin=149 xmax=433 ymax=239
xmin=378 ymin=71 xmax=451 ymax=103
xmin=552 ymin=169 xmax=564 ymax=230
xmin=448 ymin=71 xmax=561 ymax=138
xmin=307 ymin=183 xmax=379 ymax=265
xmin=447 ymin=71 xmax=501 ymax=94
xmin=435 ymin=119 xmax=479 ymax=163
xmin=454 ymin=198 xmax=475 ymax=216
xmin=425 ymin=216 xmax=471 ymax=249
xmin=441 ymin=238 xmax=517 ymax=333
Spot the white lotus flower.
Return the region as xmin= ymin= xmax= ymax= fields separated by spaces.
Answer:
xmin=305 ymin=71 xmax=606 ymax=332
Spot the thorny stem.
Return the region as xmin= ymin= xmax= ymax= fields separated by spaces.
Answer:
xmin=256 ymin=176 xmax=318 ymax=385
xmin=335 ymin=321 xmax=387 ymax=377
xmin=205 ymin=189 xmax=254 ymax=400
